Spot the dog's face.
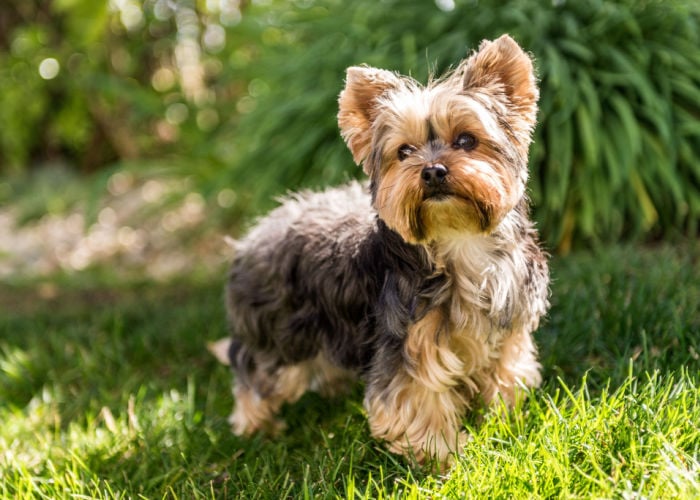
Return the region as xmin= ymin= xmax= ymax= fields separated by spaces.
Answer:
xmin=338 ymin=35 xmax=538 ymax=243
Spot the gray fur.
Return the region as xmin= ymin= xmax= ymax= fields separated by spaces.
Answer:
xmin=222 ymin=35 xmax=550 ymax=464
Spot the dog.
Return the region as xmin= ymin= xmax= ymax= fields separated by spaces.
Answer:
xmin=210 ymin=34 xmax=549 ymax=466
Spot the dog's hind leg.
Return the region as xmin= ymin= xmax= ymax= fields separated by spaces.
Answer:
xmin=227 ymin=345 xmax=315 ymax=436
xmin=306 ymin=351 xmax=356 ymax=398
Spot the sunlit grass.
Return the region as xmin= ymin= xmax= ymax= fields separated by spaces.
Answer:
xmin=1 ymin=242 xmax=699 ymax=498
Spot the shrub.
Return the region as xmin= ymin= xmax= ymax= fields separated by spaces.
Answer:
xmin=0 ymin=0 xmax=244 ymax=173
xmin=221 ymin=0 xmax=700 ymax=251
xmin=3 ymin=0 xmax=699 ymax=250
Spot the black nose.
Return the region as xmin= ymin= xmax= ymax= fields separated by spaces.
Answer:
xmin=421 ymin=164 xmax=448 ymax=187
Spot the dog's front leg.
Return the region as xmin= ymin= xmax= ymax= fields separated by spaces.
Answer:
xmin=477 ymin=328 xmax=542 ymax=409
xmin=364 ymin=370 xmax=468 ymax=467
xmin=364 ymin=309 xmax=469 ymax=466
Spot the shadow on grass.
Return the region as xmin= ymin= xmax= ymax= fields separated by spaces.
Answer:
xmin=0 ymin=278 xmax=423 ymax=496
xmin=1 ymin=241 xmax=699 ymax=497
xmin=538 ymin=241 xmax=700 ymax=391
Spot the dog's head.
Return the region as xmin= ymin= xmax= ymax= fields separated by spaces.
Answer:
xmin=338 ymin=35 xmax=538 ymax=244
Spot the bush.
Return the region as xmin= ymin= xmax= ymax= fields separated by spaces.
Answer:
xmin=0 ymin=0 xmax=246 ymax=173
xmin=2 ymin=0 xmax=699 ymax=250
xmin=221 ymin=0 xmax=700 ymax=251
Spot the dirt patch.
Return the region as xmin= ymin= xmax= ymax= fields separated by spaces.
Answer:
xmin=0 ymin=169 xmax=234 ymax=282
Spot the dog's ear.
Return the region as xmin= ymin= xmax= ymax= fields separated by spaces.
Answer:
xmin=459 ymin=35 xmax=538 ymax=126
xmin=338 ymin=66 xmax=400 ymax=168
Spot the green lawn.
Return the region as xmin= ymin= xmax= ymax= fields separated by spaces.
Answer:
xmin=1 ymin=242 xmax=699 ymax=498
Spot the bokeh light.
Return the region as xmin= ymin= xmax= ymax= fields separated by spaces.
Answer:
xmin=38 ymin=58 xmax=60 ymax=79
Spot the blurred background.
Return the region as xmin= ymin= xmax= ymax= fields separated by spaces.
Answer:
xmin=1 ymin=0 xmax=699 ymax=282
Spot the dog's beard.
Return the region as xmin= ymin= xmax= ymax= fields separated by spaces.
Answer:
xmin=374 ymin=161 xmax=513 ymax=244
xmin=420 ymin=195 xmax=494 ymax=238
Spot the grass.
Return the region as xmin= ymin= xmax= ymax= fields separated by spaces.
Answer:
xmin=1 ymin=242 xmax=699 ymax=498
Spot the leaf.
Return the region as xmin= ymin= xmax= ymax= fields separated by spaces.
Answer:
xmin=630 ymin=170 xmax=659 ymax=230
xmin=575 ymin=104 xmax=600 ymax=168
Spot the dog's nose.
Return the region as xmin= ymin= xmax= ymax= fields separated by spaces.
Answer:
xmin=421 ymin=164 xmax=448 ymax=187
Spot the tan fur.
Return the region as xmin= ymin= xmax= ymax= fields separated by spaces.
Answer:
xmin=403 ymin=308 xmax=466 ymax=393
xmin=229 ymin=363 xmax=309 ymax=435
xmin=365 ymin=369 xmax=468 ymax=466
xmin=368 ymin=327 xmax=540 ymax=465
xmin=222 ymin=35 xmax=548 ymax=470
xmin=338 ymin=67 xmax=401 ymax=169
xmin=368 ymin=249 xmax=543 ymax=464
xmin=353 ymin=55 xmax=533 ymax=243
xmin=460 ymin=35 xmax=539 ymax=133
xmin=480 ymin=329 xmax=541 ymax=407
xmin=228 ymin=352 xmax=355 ymax=435
xmin=207 ymin=337 xmax=232 ymax=366
xmin=373 ymin=161 xmax=425 ymax=243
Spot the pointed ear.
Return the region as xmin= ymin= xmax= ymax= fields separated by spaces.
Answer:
xmin=338 ymin=66 xmax=401 ymax=168
xmin=461 ymin=35 xmax=538 ymax=124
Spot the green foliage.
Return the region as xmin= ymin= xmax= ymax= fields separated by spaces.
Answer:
xmin=221 ymin=0 xmax=700 ymax=250
xmin=525 ymin=0 xmax=700 ymax=250
xmin=2 ymin=0 xmax=700 ymax=249
xmin=1 ymin=242 xmax=699 ymax=497
xmin=0 ymin=0 xmax=243 ymax=172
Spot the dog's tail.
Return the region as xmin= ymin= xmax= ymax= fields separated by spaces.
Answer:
xmin=207 ymin=337 xmax=232 ymax=365
xmin=211 ymin=236 xmax=237 ymax=365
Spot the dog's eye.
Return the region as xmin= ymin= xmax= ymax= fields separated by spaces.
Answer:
xmin=397 ymin=144 xmax=416 ymax=161
xmin=453 ymin=133 xmax=478 ymax=151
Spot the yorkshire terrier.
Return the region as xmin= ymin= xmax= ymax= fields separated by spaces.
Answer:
xmin=210 ymin=34 xmax=549 ymax=466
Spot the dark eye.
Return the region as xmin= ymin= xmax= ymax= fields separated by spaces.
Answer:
xmin=397 ymin=144 xmax=416 ymax=161
xmin=453 ymin=132 xmax=478 ymax=151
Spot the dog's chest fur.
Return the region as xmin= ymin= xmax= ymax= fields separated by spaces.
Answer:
xmin=400 ymin=210 xmax=546 ymax=392
xmin=441 ymin=239 xmax=513 ymax=331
